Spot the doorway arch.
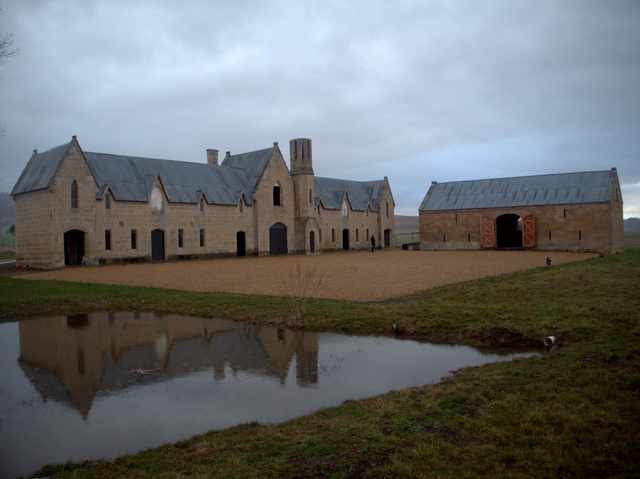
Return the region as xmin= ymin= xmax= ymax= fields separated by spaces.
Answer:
xmin=269 ymin=223 xmax=287 ymax=255
xmin=151 ymin=229 xmax=165 ymax=261
xmin=309 ymin=231 xmax=315 ymax=253
xmin=496 ymin=214 xmax=522 ymax=248
xmin=342 ymin=229 xmax=349 ymax=250
xmin=64 ymin=229 xmax=85 ymax=265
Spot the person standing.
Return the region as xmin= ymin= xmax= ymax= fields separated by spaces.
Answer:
xmin=370 ymin=235 xmax=376 ymax=253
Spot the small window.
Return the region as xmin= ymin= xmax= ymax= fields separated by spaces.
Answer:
xmin=366 ymin=228 xmax=369 ymax=240
xmin=105 ymin=229 xmax=111 ymax=250
xmin=71 ymin=181 xmax=78 ymax=209
xmin=273 ymin=184 xmax=281 ymax=206
xmin=318 ymin=204 xmax=321 ymax=215
xmin=356 ymin=229 xmax=359 ymax=242
xmin=332 ymin=228 xmax=335 ymax=243
xmin=200 ymin=229 xmax=205 ymax=247
xmin=178 ymin=229 xmax=184 ymax=248
xmin=105 ymin=195 xmax=110 ymax=210
xmin=549 ymin=231 xmax=552 ymax=241
xmin=386 ymin=201 xmax=389 ymax=218
xmin=309 ymin=188 xmax=312 ymax=204
xmin=319 ymin=229 xmax=322 ymax=243
xmin=579 ymin=230 xmax=582 ymax=241
xmin=131 ymin=229 xmax=137 ymax=249
xmin=239 ymin=200 xmax=243 ymax=213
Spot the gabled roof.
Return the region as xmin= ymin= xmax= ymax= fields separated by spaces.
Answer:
xmin=10 ymin=143 xmax=71 ymax=196
xmin=11 ymin=139 xmax=273 ymax=206
xmin=314 ymin=177 xmax=385 ymax=212
xmin=419 ymin=169 xmax=620 ymax=212
xmin=222 ymin=147 xmax=273 ymax=199
xmin=85 ymin=152 xmax=249 ymax=205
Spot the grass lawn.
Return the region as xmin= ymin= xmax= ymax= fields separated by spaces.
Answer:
xmin=1 ymin=250 xmax=639 ymax=478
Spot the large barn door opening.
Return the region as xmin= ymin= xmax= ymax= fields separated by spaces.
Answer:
xmin=496 ymin=214 xmax=522 ymax=248
xmin=269 ymin=222 xmax=287 ymax=255
xmin=522 ymin=214 xmax=535 ymax=248
xmin=151 ymin=229 xmax=165 ymax=261
xmin=64 ymin=229 xmax=85 ymax=265
xmin=480 ymin=216 xmax=495 ymax=248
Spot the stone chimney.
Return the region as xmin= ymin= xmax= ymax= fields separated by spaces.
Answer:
xmin=207 ymin=149 xmax=219 ymax=166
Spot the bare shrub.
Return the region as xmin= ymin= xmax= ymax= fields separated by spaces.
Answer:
xmin=281 ymin=262 xmax=322 ymax=325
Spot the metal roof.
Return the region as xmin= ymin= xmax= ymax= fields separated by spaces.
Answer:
xmin=10 ymin=143 xmax=71 ymax=196
xmin=85 ymin=152 xmax=249 ymax=205
xmin=314 ymin=177 xmax=384 ymax=211
xmin=12 ymin=139 xmax=390 ymax=211
xmin=11 ymin=140 xmax=265 ymax=206
xmin=419 ymin=170 xmax=618 ymax=212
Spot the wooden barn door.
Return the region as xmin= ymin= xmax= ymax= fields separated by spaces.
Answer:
xmin=269 ymin=223 xmax=288 ymax=255
xmin=480 ymin=216 xmax=495 ymax=248
xmin=522 ymin=214 xmax=536 ymax=248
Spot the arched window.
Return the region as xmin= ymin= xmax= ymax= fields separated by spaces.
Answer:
xmin=151 ymin=186 xmax=163 ymax=213
xmin=71 ymin=181 xmax=78 ymax=208
xmin=273 ymin=184 xmax=281 ymax=206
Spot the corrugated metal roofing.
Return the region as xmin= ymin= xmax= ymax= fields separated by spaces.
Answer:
xmin=84 ymin=152 xmax=250 ymax=205
xmin=12 ymin=140 xmax=390 ymax=211
xmin=10 ymin=143 xmax=70 ymax=195
xmin=11 ymin=140 xmax=265 ymax=206
xmin=314 ymin=177 xmax=383 ymax=211
xmin=419 ymin=170 xmax=616 ymax=212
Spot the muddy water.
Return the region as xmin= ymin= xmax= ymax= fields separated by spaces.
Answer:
xmin=0 ymin=312 xmax=537 ymax=478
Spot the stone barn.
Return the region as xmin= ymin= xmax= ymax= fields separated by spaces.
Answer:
xmin=11 ymin=136 xmax=394 ymax=269
xmin=419 ymin=168 xmax=623 ymax=253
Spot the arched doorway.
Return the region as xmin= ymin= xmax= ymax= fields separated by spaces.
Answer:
xmin=342 ymin=229 xmax=349 ymax=250
xmin=309 ymin=231 xmax=315 ymax=253
xmin=151 ymin=229 xmax=165 ymax=261
xmin=496 ymin=214 xmax=522 ymax=248
xmin=236 ymin=231 xmax=246 ymax=257
xmin=269 ymin=222 xmax=287 ymax=255
xmin=64 ymin=229 xmax=85 ymax=265
xmin=384 ymin=229 xmax=391 ymax=248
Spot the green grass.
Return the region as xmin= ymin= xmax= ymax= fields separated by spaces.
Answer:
xmin=2 ymin=251 xmax=639 ymax=478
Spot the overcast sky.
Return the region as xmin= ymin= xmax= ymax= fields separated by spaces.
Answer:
xmin=1 ymin=0 xmax=639 ymax=217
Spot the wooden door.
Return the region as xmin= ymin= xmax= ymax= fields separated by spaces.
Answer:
xmin=522 ymin=214 xmax=536 ymax=248
xmin=480 ymin=216 xmax=495 ymax=248
xmin=151 ymin=229 xmax=165 ymax=261
xmin=269 ymin=223 xmax=287 ymax=255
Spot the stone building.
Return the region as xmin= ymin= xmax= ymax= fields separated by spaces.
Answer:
xmin=419 ymin=169 xmax=623 ymax=253
xmin=11 ymin=137 xmax=395 ymax=269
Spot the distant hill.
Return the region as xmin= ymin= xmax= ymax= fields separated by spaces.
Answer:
xmin=625 ymin=218 xmax=640 ymax=234
xmin=395 ymin=215 xmax=419 ymax=235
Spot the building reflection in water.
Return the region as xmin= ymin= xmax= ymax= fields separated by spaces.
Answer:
xmin=18 ymin=312 xmax=319 ymax=419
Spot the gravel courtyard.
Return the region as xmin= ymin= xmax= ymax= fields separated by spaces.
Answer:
xmin=25 ymin=250 xmax=597 ymax=302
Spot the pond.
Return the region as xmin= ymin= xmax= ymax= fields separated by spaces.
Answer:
xmin=0 ymin=312 xmax=537 ymax=478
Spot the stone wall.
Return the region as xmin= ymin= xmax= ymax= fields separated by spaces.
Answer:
xmin=419 ymin=200 xmax=624 ymax=253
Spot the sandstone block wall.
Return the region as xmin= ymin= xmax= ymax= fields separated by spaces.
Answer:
xmin=420 ymin=201 xmax=623 ymax=254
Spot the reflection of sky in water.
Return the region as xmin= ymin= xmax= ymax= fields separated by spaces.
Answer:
xmin=0 ymin=313 xmax=536 ymax=479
